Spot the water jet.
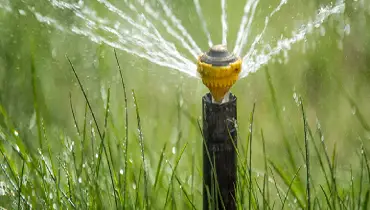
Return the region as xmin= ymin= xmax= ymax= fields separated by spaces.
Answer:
xmin=198 ymin=45 xmax=240 ymax=209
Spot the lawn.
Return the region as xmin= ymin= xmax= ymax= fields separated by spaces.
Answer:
xmin=0 ymin=0 xmax=370 ymax=209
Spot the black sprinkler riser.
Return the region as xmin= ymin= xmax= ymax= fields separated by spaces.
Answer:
xmin=202 ymin=93 xmax=237 ymax=210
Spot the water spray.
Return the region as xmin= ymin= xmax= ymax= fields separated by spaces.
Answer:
xmin=197 ymin=45 xmax=241 ymax=209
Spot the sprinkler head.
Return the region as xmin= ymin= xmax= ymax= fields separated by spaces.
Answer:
xmin=197 ymin=45 xmax=242 ymax=103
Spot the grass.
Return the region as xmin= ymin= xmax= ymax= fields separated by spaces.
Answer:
xmin=1 ymin=0 xmax=370 ymax=209
xmin=0 ymin=52 xmax=369 ymax=209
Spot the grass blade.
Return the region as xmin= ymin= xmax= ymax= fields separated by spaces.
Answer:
xmin=281 ymin=165 xmax=303 ymax=209
xmin=17 ymin=160 xmax=25 ymax=210
xmin=164 ymin=142 xmax=188 ymax=207
xmin=132 ymin=90 xmax=149 ymax=209
xmin=248 ymin=103 xmax=256 ymax=210
xmin=153 ymin=143 xmax=167 ymax=190
xmin=114 ymin=49 xmax=130 ymax=208
xmin=300 ymin=98 xmax=311 ymax=210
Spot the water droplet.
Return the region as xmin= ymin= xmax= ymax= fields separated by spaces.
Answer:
xmin=95 ymin=153 xmax=99 ymax=159
xmin=172 ymin=147 xmax=176 ymax=154
xmin=78 ymin=177 xmax=82 ymax=183
xmin=18 ymin=9 xmax=26 ymax=16
xmin=82 ymin=163 xmax=86 ymax=168
xmin=0 ymin=182 xmax=6 ymax=196
xmin=120 ymin=169 xmax=124 ymax=175
xmin=351 ymin=107 xmax=356 ymax=115
xmin=132 ymin=183 xmax=137 ymax=190
xmin=293 ymin=92 xmax=299 ymax=105
xmin=14 ymin=145 xmax=20 ymax=153
xmin=49 ymin=192 xmax=53 ymax=199
xmin=53 ymin=203 xmax=57 ymax=209
xmin=14 ymin=130 xmax=19 ymax=137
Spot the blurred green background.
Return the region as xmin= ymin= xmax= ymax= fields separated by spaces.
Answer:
xmin=0 ymin=0 xmax=370 ymax=208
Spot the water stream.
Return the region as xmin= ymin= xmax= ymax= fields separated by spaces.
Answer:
xmin=0 ymin=0 xmax=345 ymax=79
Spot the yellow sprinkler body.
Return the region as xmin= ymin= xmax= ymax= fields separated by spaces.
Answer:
xmin=197 ymin=45 xmax=242 ymax=103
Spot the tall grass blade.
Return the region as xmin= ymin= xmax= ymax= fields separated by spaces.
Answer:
xmin=17 ymin=160 xmax=25 ymax=210
xmin=261 ymin=129 xmax=270 ymax=208
xmin=132 ymin=90 xmax=149 ymax=209
xmin=269 ymin=166 xmax=284 ymax=205
xmin=281 ymin=165 xmax=303 ymax=209
xmin=320 ymin=185 xmax=333 ymax=210
xmin=300 ymin=98 xmax=311 ymax=210
xmin=114 ymin=49 xmax=130 ymax=208
xmin=248 ymin=103 xmax=256 ymax=210
xmin=153 ymin=143 xmax=167 ymax=190
xmin=164 ymin=142 xmax=188 ymax=208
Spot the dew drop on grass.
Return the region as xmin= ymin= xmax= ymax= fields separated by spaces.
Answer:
xmin=49 ymin=192 xmax=53 ymax=199
xmin=293 ymin=92 xmax=300 ymax=106
xmin=172 ymin=147 xmax=176 ymax=154
xmin=78 ymin=177 xmax=82 ymax=183
xmin=13 ymin=130 xmax=19 ymax=137
xmin=95 ymin=153 xmax=98 ymax=159
xmin=132 ymin=183 xmax=137 ymax=190
xmin=15 ymin=145 xmax=20 ymax=153
xmin=351 ymin=107 xmax=356 ymax=115
xmin=53 ymin=203 xmax=57 ymax=209
xmin=0 ymin=182 xmax=6 ymax=196
xmin=120 ymin=169 xmax=124 ymax=175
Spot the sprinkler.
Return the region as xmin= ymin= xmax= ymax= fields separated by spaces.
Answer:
xmin=197 ymin=44 xmax=241 ymax=103
xmin=197 ymin=45 xmax=241 ymax=210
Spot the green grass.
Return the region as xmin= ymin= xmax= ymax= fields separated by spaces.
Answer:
xmin=0 ymin=53 xmax=369 ymax=209
xmin=1 ymin=0 xmax=370 ymax=209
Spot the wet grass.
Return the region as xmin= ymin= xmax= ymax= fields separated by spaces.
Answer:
xmin=0 ymin=53 xmax=369 ymax=209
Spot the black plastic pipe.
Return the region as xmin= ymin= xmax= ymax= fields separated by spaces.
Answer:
xmin=202 ymin=93 xmax=237 ymax=210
